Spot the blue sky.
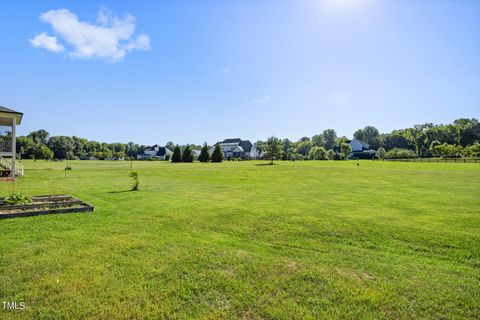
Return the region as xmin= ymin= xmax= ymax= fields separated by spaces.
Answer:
xmin=0 ymin=0 xmax=479 ymax=145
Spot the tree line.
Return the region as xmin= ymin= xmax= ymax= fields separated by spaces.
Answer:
xmin=8 ymin=118 xmax=480 ymax=161
xmin=256 ymin=118 xmax=480 ymax=160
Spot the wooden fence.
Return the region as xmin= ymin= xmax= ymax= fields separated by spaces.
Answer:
xmin=375 ymin=158 xmax=480 ymax=163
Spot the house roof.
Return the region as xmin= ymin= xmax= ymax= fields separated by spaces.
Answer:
xmin=155 ymin=147 xmax=170 ymax=156
xmin=145 ymin=144 xmax=159 ymax=151
xmin=0 ymin=106 xmax=22 ymax=114
xmin=219 ymin=138 xmax=254 ymax=152
xmin=221 ymin=138 xmax=242 ymax=144
xmin=0 ymin=106 xmax=23 ymax=125
xmin=238 ymin=140 xmax=253 ymax=152
xmin=351 ymin=139 xmax=370 ymax=149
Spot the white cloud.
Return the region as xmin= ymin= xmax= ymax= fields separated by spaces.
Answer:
xmin=216 ymin=67 xmax=231 ymax=77
xmin=28 ymin=33 xmax=64 ymax=53
xmin=30 ymin=7 xmax=150 ymax=62
xmin=252 ymin=95 xmax=271 ymax=104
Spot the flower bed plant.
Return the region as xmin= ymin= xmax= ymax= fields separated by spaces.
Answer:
xmin=0 ymin=195 xmax=93 ymax=219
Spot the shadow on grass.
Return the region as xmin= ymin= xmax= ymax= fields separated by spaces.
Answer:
xmin=107 ymin=190 xmax=135 ymax=194
xmin=255 ymin=163 xmax=279 ymax=166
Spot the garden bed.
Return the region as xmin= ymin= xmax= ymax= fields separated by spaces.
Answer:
xmin=0 ymin=195 xmax=94 ymax=219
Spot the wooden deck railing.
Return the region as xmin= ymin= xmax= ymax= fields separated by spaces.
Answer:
xmin=0 ymin=141 xmax=12 ymax=153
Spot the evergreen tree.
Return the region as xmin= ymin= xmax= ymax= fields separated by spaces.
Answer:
xmin=199 ymin=143 xmax=210 ymax=162
xmin=182 ymin=145 xmax=194 ymax=162
xmin=211 ymin=144 xmax=224 ymax=162
xmin=171 ymin=145 xmax=182 ymax=163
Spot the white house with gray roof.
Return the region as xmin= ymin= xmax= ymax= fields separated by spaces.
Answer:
xmin=348 ymin=139 xmax=377 ymax=158
xmin=213 ymin=138 xmax=260 ymax=160
xmin=137 ymin=145 xmax=173 ymax=160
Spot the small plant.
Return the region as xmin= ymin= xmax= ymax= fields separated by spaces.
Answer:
xmin=130 ymin=170 xmax=139 ymax=191
xmin=3 ymin=193 xmax=32 ymax=205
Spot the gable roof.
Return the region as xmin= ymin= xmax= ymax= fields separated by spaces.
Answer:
xmin=350 ymin=139 xmax=370 ymax=149
xmin=238 ymin=140 xmax=253 ymax=152
xmin=155 ymin=147 xmax=170 ymax=156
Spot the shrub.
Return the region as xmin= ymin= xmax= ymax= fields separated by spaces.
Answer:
xmin=293 ymin=153 xmax=304 ymax=160
xmin=431 ymin=143 xmax=463 ymax=158
xmin=164 ymin=154 xmax=171 ymax=161
xmin=462 ymin=142 xmax=480 ymax=158
xmin=350 ymin=151 xmax=376 ymax=159
xmin=308 ymin=146 xmax=327 ymax=160
xmin=377 ymin=147 xmax=387 ymax=159
xmin=326 ymin=149 xmax=334 ymax=160
xmin=333 ymin=152 xmax=343 ymax=160
xmin=386 ymin=148 xmax=417 ymax=159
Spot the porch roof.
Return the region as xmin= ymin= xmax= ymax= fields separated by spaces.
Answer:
xmin=0 ymin=106 xmax=23 ymax=125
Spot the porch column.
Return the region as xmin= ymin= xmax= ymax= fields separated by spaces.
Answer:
xmin=11 ymin=117 xmax=16 ymax=180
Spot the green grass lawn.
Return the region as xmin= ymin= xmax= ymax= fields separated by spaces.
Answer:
xmin=0 ymin=160 xmax=479 ymax=319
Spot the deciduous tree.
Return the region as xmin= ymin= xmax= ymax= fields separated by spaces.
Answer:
xmin=323 ymin=129 xmax=337 ymax=150
xmin=264 ymin=136 xmax=283 ymax=164
xmin=340 ymin=143 xmax=352 ymax=159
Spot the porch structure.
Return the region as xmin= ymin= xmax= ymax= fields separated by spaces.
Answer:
xmin=0 ymin=106 xmax=23 ymax=180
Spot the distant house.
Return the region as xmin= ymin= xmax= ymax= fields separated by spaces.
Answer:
xmin=214 ymin=138 xmax=259 ymax=160
xmin=349 ymin=139 xmax=370 ymax=152
xmin=348 ymin=139 xmax=376 ymax=159
xmin=137 ymin=145 xmax=173 ymax=160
